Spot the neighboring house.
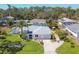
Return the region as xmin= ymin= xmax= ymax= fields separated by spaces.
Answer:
xmin=30 ymin=19 xmax=46 ymax=25
xmin=58 ymin=18 xmax=77 ymax=26
xmin=66 ymin=24 xmax=79 ymax=39
xmin=0 ymin=16 xmax=29 ymax=26
xmin=59 ymin=17 xmax=79 ymax=40
xmin=0 ymin=19 xmax=7 ymax=26
xmin=12 ymin=25 xmax=52 ymax=40
xmin=0 ymin=16 xmax=14 ymax=26
xmin=4 ymin=16 xmax=14 ymax=20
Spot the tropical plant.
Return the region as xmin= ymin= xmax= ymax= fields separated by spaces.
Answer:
xmin=55 ymin=29 xmax=68 ymax=40
xmin=0 ymin=40 xmax=24 ymax=54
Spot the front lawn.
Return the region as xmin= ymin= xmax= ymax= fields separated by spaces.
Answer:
xmin=17 ymin=41 xmax=44 ymax=54
xmin=0 ymin=27 xmax=44 ymax=54
xmin=6 ymin=34 xmax=22 ymax=42
xmin=5 ymin=34 xmax=44 ymax=54
xmin=56 ymin=36 xmax=79 ymax=54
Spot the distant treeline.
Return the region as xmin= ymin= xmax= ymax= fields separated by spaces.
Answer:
xmin=0 ymin=4 xmax=79 ymax=20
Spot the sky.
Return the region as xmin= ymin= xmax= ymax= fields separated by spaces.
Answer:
xmin=0 ymin=4 xmax=79 ymax=9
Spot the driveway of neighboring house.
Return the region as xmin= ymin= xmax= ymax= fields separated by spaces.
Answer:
xmin=43 ymin=40 xmax=64 ymax=54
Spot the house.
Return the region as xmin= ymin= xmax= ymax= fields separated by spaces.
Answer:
xmin=58 ymin=18 xmax=77 ymax=26
xmin=30 ymin=19 xmax=46 ymax=25
xmin=4 ymin=16 xmax=14 ymax=20
xmin=0 ymin=16 xmax=15 ymax=26
xmin=59 ymin=17 xmax=79 ymax=40
xmin=28 ymin=25 xmax=52 ymax=40
xmin=0 ymin=19 xmax=7 ymax=26
xmin=66 ymin=24 xmax=79 ymax=39
xmin=12 ymin=25 xmax=52 ymax=40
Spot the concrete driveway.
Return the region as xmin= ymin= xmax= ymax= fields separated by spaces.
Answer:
xmin=43 ymin=40 xmax=64 ymax=54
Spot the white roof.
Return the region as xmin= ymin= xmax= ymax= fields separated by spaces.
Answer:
xmin=66 ymin=24 xmax=79 ymax=34
xmin=12 ymin=25 xmax=52 ymax=35
xmin=62 ymin=18 xmax=76 ymax=22
xmin=5 ymin=16 xmax=14 ymax=19
xmin=28 ymin=25 xmax=52 ymax=35
xmin=33 ymin=26 xmax=52 ymax=35
xmin=30 ymin=19 xmax=46 ymax=24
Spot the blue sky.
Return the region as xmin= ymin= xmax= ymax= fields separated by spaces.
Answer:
xmin=0 ymin=4 xmax=79 ymax=9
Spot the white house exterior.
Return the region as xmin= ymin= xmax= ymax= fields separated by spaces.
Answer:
xmin=12 ymin=25 xmax=52 ymax=40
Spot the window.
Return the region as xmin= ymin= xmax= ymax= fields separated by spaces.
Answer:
xmin=29 ymin=35 xmax=32 ymax=36
xmin=35 ymin=35 xmax=38 ymax=37
xmin=29 ymin=35 xmax=32 ymax=39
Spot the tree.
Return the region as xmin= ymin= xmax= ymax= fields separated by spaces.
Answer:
xmin=47 ymin=20 xmax=58 ymax=29
xmin=18 ymin=20 xmax=25 ymax=34
xmin=17 ymin=20 xmax=29 ymax=40
xmin=66 ymin=7 xmax=75 ymax=19
xmin=0 ymin=9 xmax=4 ymax=19
xmin=0 ymin=5 xmax=78 ymax=21
xmin=7 ymin=4 xmax=12 ymax=16
xmin=6 ymin=19 xmax=13 ymax=27
xmin=55 ymin=29 xmax=68 ymax=40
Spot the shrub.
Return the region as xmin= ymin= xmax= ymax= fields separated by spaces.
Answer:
xmin=0 ymin=40 xmax=24 ymax=54
xmin=64 ymin=37 xmax=70 ymax=42
xmin=71 ymin=45 xmax=75 ymax=48
xmin=26 ymin=39 xmax=31 ymax=41
xmin=55 ymin=29 xmax=68 ymax=40
xmin=0 ymin=35 xmax=6 ymax=39
xmin=2 ymin=31 xmax=8 ymax=36
xmin=71 ymin=42 xmax=75 ymax=48
xmin=40 ymin=41 xmax=44 ymax=45
xmin=20 ymin=34 xmax=27 ymax=40
xmin=71 ymin=42 xmax=74 ymax=45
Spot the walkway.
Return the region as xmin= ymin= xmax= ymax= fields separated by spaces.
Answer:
xmin=43 ymin=40 xmax=64 ymax=54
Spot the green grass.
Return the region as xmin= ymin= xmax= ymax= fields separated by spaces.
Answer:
xmin=5 ymin=34 xmax=44 ymax=54
xmin=4 ymin=28 xmax=44 ymax=54
xmin=56 ymin=36 xmax=79 ymax=54
xmin=17 ymin=41 xmax=44 ymax=54
xmin=6 ymin=34 xmax=22 ymax=42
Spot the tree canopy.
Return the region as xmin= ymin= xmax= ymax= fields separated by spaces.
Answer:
xmin=0 ymin=5 xmax=79 ymax=20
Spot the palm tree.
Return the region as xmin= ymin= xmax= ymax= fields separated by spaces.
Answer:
xmin=17 ymin=20 xmax=29 ymax=40
xmin=18 ymin=20 xmax=25 ymax=34
xmin=7 ymin=4 xmax=12 ymax=16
